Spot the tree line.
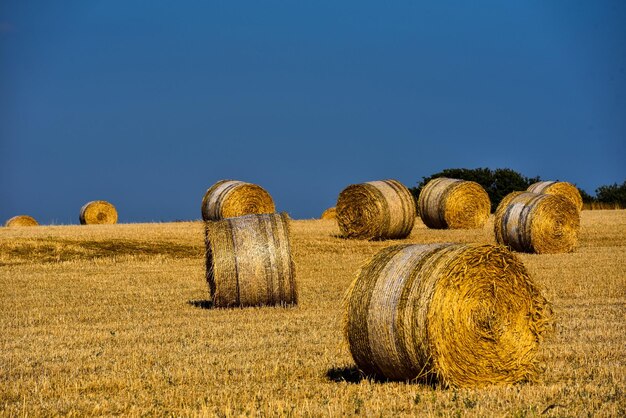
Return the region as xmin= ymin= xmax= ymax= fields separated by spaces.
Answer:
xmin=410 ymin=168 xmax=626 ymax=212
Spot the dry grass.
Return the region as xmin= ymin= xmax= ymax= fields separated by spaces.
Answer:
xmin=1 ymin=211 xmax=624 ymax=416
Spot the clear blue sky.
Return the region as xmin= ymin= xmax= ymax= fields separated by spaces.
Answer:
xmin=1 ymin=1 xmax=625 ymax=223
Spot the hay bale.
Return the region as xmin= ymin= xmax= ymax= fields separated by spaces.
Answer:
xmin=527 ymin=181 xmax=583 ymax=212
xmin=4 ymin=215 xmax=39 ymax=227
xmin=79 ymin=201 xmax=118 ymax=225
xmin=336 ymin=179 xmax=416 ymax=240
xmin=417 ymin=178 xmax=490 ymax=229
xmin=344 ymin=243 xmax=553 ymax=387
xmin=201 ymin=180 xmax=275 ymax=221
xmin=494 ymin=192 xmax=579 ymax=254
xmin=205 ymin=212 xmax=297 ymax=308
xmin=321 ymin=207 xmax=336 ymax=220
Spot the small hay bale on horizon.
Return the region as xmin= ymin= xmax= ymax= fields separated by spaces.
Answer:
xmin=418 ymin=177 xmax=490 ymax=229
xmin=321 ymin=207 xmax=336 ymax=220
xmin=201 ymin=180 xmax=275 ymax=221
xmin=527 ymin=180 xmax=583 ymax=212
xmin=344 ymin=243 xmax=553 ymax=388
xmin=336 ymin=179 xmax=416 ymax=240
xmin=494 ymin=191 xmax=579 ymax=254
xmin=4 ymin=215 xmax=39 ymax=227
xmin=79 ymin=201 xmax=118 ymax=225
xmin=205 ymin=212 xmax=297 ymax=308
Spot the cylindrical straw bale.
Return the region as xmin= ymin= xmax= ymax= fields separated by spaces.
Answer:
xmin=4 ymin=215 xmax=39 ymax=227
xmin=201 ymin=180 xmax=275 ymax=221
xmin=344 ymin=243 xmax=553 ymax=387
xmin=321 ymin=207 xmax=336 ymax=220
xmin=418 ymin=178 xmax=490 ymax=229
xmin=336 ymin=179 xmax=416 ymax=240
xmin=205 ymin=212 xmax=297 ymax=308
xmin=79 ymin=201 xmax=118 ymax=225
xmin=527 ymin=181 xmax=583 ymax=212
xmin=494 ymin=192 xmax=579 ymax=254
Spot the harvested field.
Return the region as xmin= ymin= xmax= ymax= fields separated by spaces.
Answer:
xmin=0 ymin=211 xmax=624 ymax=416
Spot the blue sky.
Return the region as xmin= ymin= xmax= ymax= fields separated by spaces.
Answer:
xmin=1 ymin=1 xmax=625 ymax=223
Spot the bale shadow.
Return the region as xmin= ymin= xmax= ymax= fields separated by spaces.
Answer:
xmin=187 ymin=300 xmax=213 ymax=310
xmin=325 ymin=366 xmax=439 ymax=387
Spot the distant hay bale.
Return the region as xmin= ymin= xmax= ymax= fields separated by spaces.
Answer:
xmin=201 ymin=180 xmax=275 ymax=221
xmin=527 ymin=181 xmax=583 ymax=212
xmin=205 ymin=212 xmax=297 ymax=308
xmin=79 ymin=201 xmax=118 ymax=225
xmin=417 ymin=178 xmax=490 ymax=229
xmin=4 ymin=215 xmax=39 ymax=227
xmin=344 ymin=243 xmax=553 ymax=387
xmin=336 ymin=179 xmax=416 ymax=240
xmin=494 ymin=192 xmax=579 ymax=254
xmin=321 ymin=207 xmax=336 ymax=220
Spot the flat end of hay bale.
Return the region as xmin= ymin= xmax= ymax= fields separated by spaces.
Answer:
xmin=527 ymin=181 xmax=583 ymax=212
xmin=4 ymin=215 xmax=39 ymax=227
xmin=201 ymin=180 xmax=276 ymax=221
xmin=321 ymin=207 xmax=337 ymax=220
xmin=79 ymin=200 xmax=118 ymax=225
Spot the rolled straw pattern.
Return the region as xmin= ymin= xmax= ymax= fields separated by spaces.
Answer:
xmin=494 ymin=192 xmax=579 ymax=254
xmin=418 ymin=178 xmax=490 ymax=229
xmin=4 ymin=215 xmax=39 ymax=227
xmin=321 ymin=207 xmax=336 ymax=220
xmin=344 ymin=243 xmax=553 ymax=387
xmin=201 ymin=180 xmax=275 ymax=221
xmin=79 ymin=201 xmax=118 ymax=225
xmin=336 ymin=179 xmax=416 ymax=240
xmin=527 ymin=181 xmax=583 ymax=212
xmin=205 ymin=212 xmax=297 ymax=308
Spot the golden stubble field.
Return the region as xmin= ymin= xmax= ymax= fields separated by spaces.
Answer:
xmin=1 ymin=211 xmax=624 ymax=417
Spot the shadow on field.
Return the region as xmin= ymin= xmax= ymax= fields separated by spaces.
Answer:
xmin=325 ymin=366 xmax=366 ymax=383
xmin=187 ymin=300 xmax=213 ymax=309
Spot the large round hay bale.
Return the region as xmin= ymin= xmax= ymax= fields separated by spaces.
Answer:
xmin=417 ymin=178 xmax=490 ymax=229
xmin=79 ymin=201 xmax=118 ymax=225
xmin=321 ymin=207 xmax=336 ymax=220
xmin=205 ymin=212 xmax=297 ymax=308
xmin=494 ymin=192 xmax=579 ymax=254
xmin=336 ymin=179 xmax=416 ymax=240
xmin=4 ymin=215 xmax=39 ymax=227
xmin=201 ymin=180 xmax=275 ymax=221
xmin=527 ymin=181 xmax=583 ymax=212
xmin=344 ymin=243 xmax=553 ymax=387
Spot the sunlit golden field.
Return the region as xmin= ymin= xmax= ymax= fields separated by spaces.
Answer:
xmin=1 ymin=211 xmax=624 ymax=417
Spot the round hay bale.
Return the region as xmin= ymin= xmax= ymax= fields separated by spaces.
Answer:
xmin=494 ymin=192 xmax=579 ymax=254
xmin=201 ymin=180 xmax=275 ymax=221
xmin=4 ymin=215 xmax=39 ymax=227
xmin=321 ymin=207 xmax=336 ymax=220
xmin=336 ymin=179 xmax=416 ymax=240
xmin=205 ymin=212 xmax=297 ymax=308
xmin=417 ymin=178 xmax=490 ymax=229
xmin=79 ymin=201 xmax=118 ymax=225
xmin=344 ymin=243 xmax=553 ymax=387
xmin=527 ymin=181 xmax=583 ymax=212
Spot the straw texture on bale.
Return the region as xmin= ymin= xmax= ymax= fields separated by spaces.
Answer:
xmin=205 ymin=212 xmax=297 ymax=308
xmin=344 ymin=243 xmax=552 ymax=387
xmin=494 ymin=192 xmax=580 ymax=254
xmin=201 ymin=180 xmax=275 ymax=221
xmin=4 ymin=215 xmax=39 ymax=227
xmin=321 ymin=207 xmax=336 ymax=220
xmin=417 ymin=177 xmax=490 ymax=229
xmin=527 ymin=181 xmax=583 ymax=212
xmin=336 ymin=179 xmax=416 ymax=240
xmin=79 ymin=201 xmax=118 ymax=225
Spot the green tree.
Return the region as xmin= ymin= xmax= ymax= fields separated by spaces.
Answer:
xmin=595 ymin=181 xmax=626 ymax=206
xmin=410 ymin=168 xmax=540 ymax=212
